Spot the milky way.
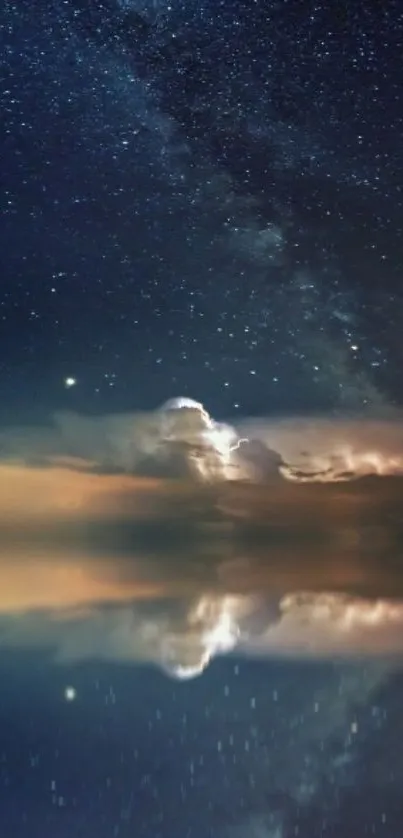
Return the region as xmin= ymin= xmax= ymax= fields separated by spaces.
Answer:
xmin=1 ymin=0 xmax=403 ymax=423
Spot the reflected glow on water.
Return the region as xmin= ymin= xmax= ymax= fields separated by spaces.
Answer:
xmin=1 ymin=453 xmax=403 ymax=678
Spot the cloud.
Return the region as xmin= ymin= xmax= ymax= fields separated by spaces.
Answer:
xmin=239 ymin=592 xmax=403 ymax=660
xmin=236 ymin=412 xmax=403 ymax=482
xmin=0 ymin=398 xmax=243 ymax=482
xmin=3 ymin=398 xmax=403 ymax=486
xmin=0 ymin=581 xmax=403 ymax=679
xmin=0 ymin=595 xmax=249 ymax=680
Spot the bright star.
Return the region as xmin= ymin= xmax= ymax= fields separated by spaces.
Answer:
xmin=64 ymin=686 xmax=77 ymax=701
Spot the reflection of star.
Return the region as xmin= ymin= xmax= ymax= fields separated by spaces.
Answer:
xmin=64 ymin=686 xmax=77 ymax=701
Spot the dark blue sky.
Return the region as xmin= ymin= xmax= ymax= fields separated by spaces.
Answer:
xmin=1 ymin=0 xmax=402 ymax=423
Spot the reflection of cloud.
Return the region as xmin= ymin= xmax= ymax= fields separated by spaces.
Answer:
xmin=240 ymin=592 xmax=403 ymax=660
xmin=0 ymin=595 xmax=249 ymax=679
xmin=0 ymin=588 xmax=403 ymax=679
xmin=159 ymin=595 xmax=244 ymax=678
xmin=0 ymin=551 xmax=162 ymax=612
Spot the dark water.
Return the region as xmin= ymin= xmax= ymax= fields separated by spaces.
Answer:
xmin=0 ymin=651 xmax=402 ymax=838
xmin=1 ymin=486 xmax=403 ymax=836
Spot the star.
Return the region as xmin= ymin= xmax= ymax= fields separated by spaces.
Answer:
xmin=64 ymin=686 xmax=77 ymax=702
xmin=64 ymin=376 xmax=77 ymax=389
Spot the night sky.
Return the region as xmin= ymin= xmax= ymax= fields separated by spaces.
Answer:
xmin=1 ymin=0 xmax=403 ymax=423
xmin=1 ymin=1 xmax=403 ymax=836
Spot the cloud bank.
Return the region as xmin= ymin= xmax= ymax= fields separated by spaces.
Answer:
xmin=2 ymin=397 xmax=403 ymax=484
xmin=1 ymin=396 xmax=403 ymax=678
xmin=1 ymin=591 xmax=403 ymax=680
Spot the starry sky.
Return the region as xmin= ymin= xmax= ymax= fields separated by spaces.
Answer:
xmin=2 ymin=2 xmax=403 ymax=836
xmin=1 ymin=0 xmax=403 ymax=424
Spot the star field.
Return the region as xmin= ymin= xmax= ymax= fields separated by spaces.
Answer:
xmin=1 ymin=0 xmax=403 ymax=423
xmin=0 ymin=654 xmax=401 ymax=838
xmin=1 ymin=3 xmax=403 ymax=834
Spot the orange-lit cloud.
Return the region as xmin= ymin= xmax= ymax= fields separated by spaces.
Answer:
xmin=240 ymin=592 xmax=403 ymax=659
xmin=3 ymin=401 xmax=403 ymax=486
xmin=237 ymin=413 xmax=403 ymax=481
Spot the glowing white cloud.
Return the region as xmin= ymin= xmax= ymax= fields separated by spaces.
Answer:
xmin=240 ymin=592 xmax=403 ymax=660
xmin=236 ymin=414 xmax=403 ymax=483
xmin=1 ymin=590 xmax=403 ymax=679
xmin=3 ymin=396 xmax=403 ymax=485
xmin=155 ymin=397 xmax=248 ymax=481
xmin=0 ymin=594 xmax=249 ymax=680
xmin=160 ymin=595 xmax=243 ymax=679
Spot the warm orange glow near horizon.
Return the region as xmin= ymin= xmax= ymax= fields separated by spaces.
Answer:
xmin=0 ymin=460 xmax=175 ymax=522
xmin=1 ymin=458 xmax=403 ymax=618
xmin=0 ymin=553 xmax=164 ymax=613
xmin=0 ymin=462 xmax=176 ymax=612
